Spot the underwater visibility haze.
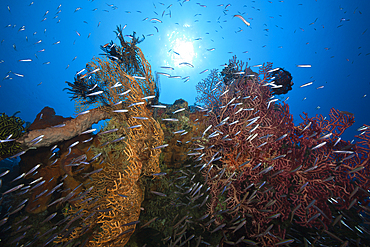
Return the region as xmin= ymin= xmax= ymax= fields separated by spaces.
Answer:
xmin=0 ymin=0 xmax=370 ymax=246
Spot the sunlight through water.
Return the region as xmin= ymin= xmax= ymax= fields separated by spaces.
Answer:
xmin=168 ymin=31 xmax=195 ymax=67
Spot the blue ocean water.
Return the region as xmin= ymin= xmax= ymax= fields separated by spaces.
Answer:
xmin=0 ymin=0 xmax=370 ymax=246
xmin=0 ymin=0 xmax=369 ymax=141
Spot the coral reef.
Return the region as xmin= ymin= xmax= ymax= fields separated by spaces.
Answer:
xmin=64 ymin=75 xmax=109 ymax=107
xmin=16 ymin=27 xmax=157 ymax=152
xmin=220 ymin=61 xmax=255 ymax=86
xmin=1 ymin=26 xmax=164 ymax=247
xmin=53 ymin=28 xmax=164 ymax=246
xmin=16 ymin=107 xmax=110 ymax=150
xmin=0 ymin=112 xmax=26 ymax=159
xmin=220 ymin=62 xmax=241 ymax=85
xmin=102 ymin=26 xmax=146 ymax=75
xmin=2 ymin=24 xmax=370 ymax=246
xmin=56 ymin=107 xmax=164 ymax=246
xmin=269 ymin=68 xmax=293 ymax=95
xmin=195 ymin=69 xmax=225 ymax=109
xmin=156 ymin=99 xmax=192 ymax=168
xmin=195 ymin=56 xmax=369 ymax=245
xmin=27 ymin=107 xmax=72 ymax=131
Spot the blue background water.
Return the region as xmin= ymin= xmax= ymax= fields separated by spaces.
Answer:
xmin=0 ymin=0 xmax=369 ymax=142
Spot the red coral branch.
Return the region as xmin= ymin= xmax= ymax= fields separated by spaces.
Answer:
xmin=197 ymin=57 xmax=370 ymax=244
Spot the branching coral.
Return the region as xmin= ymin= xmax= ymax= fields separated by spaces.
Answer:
xmin=2 ymin=26 xmax=164 ymax=246
xmin=220 ymin=62 xmax=240 ymax=85
xmin=63 ymin=76 xmax=109 ymax=107
xmin=269 ymin=68 xmax=293 ymax=95
xmin=195 ymin=69 xmax=225 ymax=109
xmin=195 ymin=56 xmax=369 ymax=245
xmin=59 ymin=141 xmax=144 ymax=246
xmin=52 ymin=28 xmax=164 ymax=246
xmin=195 ymin=56 xmax=258 ymax=110
xmin=65 ymin=26 xmax=155 ymax=114
xmin=0 ymin=112 xmax=26 ymax=158
xmin=55 ymin=109 xmax=164 ymax=246
xmin=101 ymin=25 xmax=146 ymax=76
xmin=17 ymin=29 xmax=157 ymax=150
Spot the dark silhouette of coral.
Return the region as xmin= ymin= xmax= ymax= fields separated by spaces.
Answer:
xmin=64 ymin=25 xmax=153 ymax=110
xmin=269 ymin=68 xmax=293 ymax=95
xmin=0 ymin=113 xmax=26 ymax=158
xmin=220 ymin=62 xmax=240 ymax=85
xmin=100 ymin=25 xmax=146 ymax=76
xmin=63 ymin=77 xmax=109 ymax=107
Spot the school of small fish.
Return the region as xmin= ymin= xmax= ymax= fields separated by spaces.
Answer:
xmin=0 ymin=0 xmax=369 ymax=246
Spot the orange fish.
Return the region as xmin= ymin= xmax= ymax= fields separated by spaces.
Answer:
xmin=234 ymin=15 xmax=250 ymax=26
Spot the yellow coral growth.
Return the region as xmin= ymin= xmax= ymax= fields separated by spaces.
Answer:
xmin=89 ymin=146 xmax=143 ymax=246
xmin=59 ymin=142 xmax=143 ymax=246
xmin=124 ymin=114 xmax=164 ymax=176
xmin=91 ymin=52 xmax=154 ymax=105
xmin=63 ymin=115 xmax=163 ymax=246
xmin=73 ymin=45 xmax=156 ymax=115
xmin=57 ymin=44 xmax=164 ymax=246
xmin=74 ymin=99 xmax=100 ymax=115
